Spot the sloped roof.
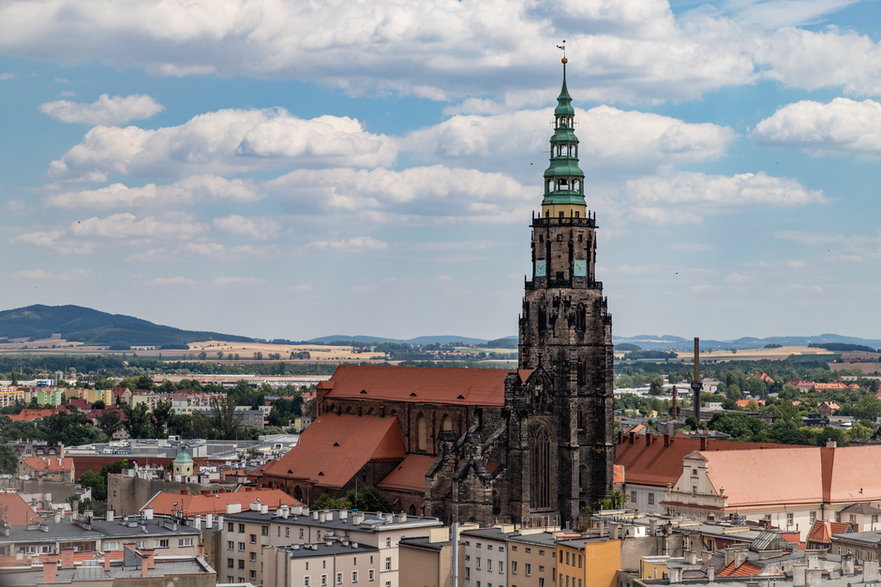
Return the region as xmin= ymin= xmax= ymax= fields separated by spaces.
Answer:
xmin=824 ymin=445 xmax=881 ymax=502
xmin=701 ymin=448 xmax=823 ymax=506
xmin=319 ymin=365 xmax=531 ymax=406
xmin=717 ymin=560 xmax=763 ymax=577
xmin=261 ymin=413 xmax=405 ymax=489
xmin=807 ymin=520 xmax=854 ymax=545
xmin=377 ymin=454 xmax=436 ymax=493
xmin=21 ymin=456 xmax=74 ymax=473
xmin=615 ymin=435 xmax=790 ymax=488
xmin=841 ymin=502 xmax=881 ymax=515
xmin=6 ymin=408 xmax=65 ymax=421
xmin=0 ymin=493 xmax=38 ymax=525
xmin=142 ymin=488 xmax=300 ymax=516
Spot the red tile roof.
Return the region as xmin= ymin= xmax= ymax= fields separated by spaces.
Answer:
xmin=21 ymin=456 xmax=74 ymax=473
xmin=142 ymin=488 xmax=300 ymax=516
xmin=717 ymin=561 xmax=762 ymax=577
xmin=615 ymin=435 xmax=790 ymax=488
xmin=0 ymin=493 xmax=39 ymax=525
xmin=377 ymin=454 xmax=436 ymax=493
xmin=261 ymin=413 xmax=405 ymax=489
xmin=319 ymin=365 xmax=532 ymax=406
xmin=806 ymin=520 xmax=854 ymax=545
xmin=6 ymin=408 xmax=66 ymax=421
xmin=701 ymin=448 xmax=823 ymax=506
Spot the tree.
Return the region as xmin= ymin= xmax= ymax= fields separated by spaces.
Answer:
xmin=707 ymin=412 xmax=766 ymax=440
xmin=210 ymin=395 xmax=241 ymax=440
xmin=92 ymin=400 xmax=106 ymax=410
xmin=78 ymin=470 xmax=107 ymax=501
xmin=312 ymin=494 xmax=351 ymax=510
xmin=97 ymin=409 xmax=123 ymax=437
xmin=0 ymin=445 xmax=18 ymax=474
xmin=122 ymin=404 xmax=155 ymax=439
xmin=346 ymin=486 xmax=391 ymax=512
xmin=151 ymin=401 xmax=174 ymax=436
xmin=596 ymin=490 xmax=629 ymax=510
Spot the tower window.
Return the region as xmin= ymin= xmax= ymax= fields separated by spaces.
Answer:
xmin=557 ymin=234 xmax=563 ymax=242
xmin=559 ymin=212 xmax=564 ymax=219
xmin=574 ymin=211 xmax=579 ymax=218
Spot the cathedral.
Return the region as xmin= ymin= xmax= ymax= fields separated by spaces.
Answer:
xmin=258 ymin=58 xmax=614 ymax=527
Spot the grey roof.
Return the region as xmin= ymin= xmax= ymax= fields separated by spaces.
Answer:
xmin=2 ymin=517 xmax=200 ymax=545
xmin=224 ymin=509 xmax=442 ymax=533
xmin=507 ymin=532 xmax=560 ymax=548
xmin=460 ymin=527 xmax=516 ymax=542
xmin=840 ymin=503 xmax=881 ymax=515
xmin=399 ymin=537 xmax=448 ymax=551
xmin=0 ymin=557 xmax=212 ymax=585
xmin=831 ymin=531 xmax=881 ymax=545
xmin=273 ymin=541 xmax=378 ymax=558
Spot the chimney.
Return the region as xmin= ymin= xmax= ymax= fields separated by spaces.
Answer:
xmin=805 ymin=568 xmax=823 ymax=587
xmin=141 ymin=558 xmax=149 ymax=578
xmin=42 ymin=561 xmax=57 ymax=583
xmin=793 ymin=565 xmax=806 ymax=587
xmin=663 ymin=434 xmax=670 ymax=448
xmin=106 ymin=510 xmax=114 ymax=522
xmin=668 ymin=566 xmax=682 ymax=583
xmin=826 ymin=439 xmax=837 ymax=448
xmin=842 ymin=553 xmax=855 ymax=575
xmin=629 ymin=431 xmax=635 ymax=445
xmin=707 ymin=566 xmax=714 ymax=582
xmin=734 ymin=550 xmax=747 ymax=567
xmin=103 ymin=556 xmax=111 ymax=571
xmin=144 ymin=549 xmax=155 ymax=569
xmin=143 ymin=508 xmax=153 ymax=520
xmin=206 ymin=513 xmax=214 ymax=528
xmin=60 ymin=548 xmax=75 ymax=569
xmin=863 ymin=560 xmax=880 ymax=581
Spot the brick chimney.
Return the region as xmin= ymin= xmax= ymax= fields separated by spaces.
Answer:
xmin=60 ymin=548 xmax=75 ymax=569
xmin=42 ymin=561 xmax=57 ymax=583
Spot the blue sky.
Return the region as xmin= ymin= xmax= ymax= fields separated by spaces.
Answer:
xmin=1 ymin=0 xmax=880 ymax=342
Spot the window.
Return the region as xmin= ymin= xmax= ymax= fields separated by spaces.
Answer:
xmin=368 ymin=569 xmax=375 ymax=581
xmin=385 ymin=582 xmax=391 ymax=587
xmin=525 ymin=547 xmax=531 ymax=553
xmin=250 ymin=534 xmax=257 ymax=544
xmin=238 ymin=542 xmax=245 ymax=551
xmin=578 ymin=554 xmax=583 ymax=568
xmin=304 ymin=577 xmax=311 ymax=587
xmin=692 ymin=486 xmax=698 ymax=496
xmin=179 ymin=538 xmax=194 ymax=547
xmin=512 ymin=561 xmax=518 ymax=574
xmin=810 ymin=511 xmax=817 ymax=523
xmin=261 ymin=526 xmax=269 ymax=536
xmin=499 ymin=562 xmax=504 ymax=574
xmin=299 ymin=529 xmax=305 ymax=539
xmin=238 ymin=523 xmax=245 ymax=533
xmin=228 ymin=522 xmax=234 ymax=532
xmin=238 ymin=560 xmax=245 ymax=569
xmin=477 ymin=557 xmax=481 ymax=570
xmin=352 ymin=571 xmax=358 ymax=583
xmin=157 ymin=539 xmax=169 ymax=548
xmin=488 ymin=560 xmax=492 ymax=572
xmin=630 ymin=491 xmax=637 ymax=503
xmin=250 ymin=552 xmax=257 ymax=562
xmin=384 ymin=557 xmax=391 ymax=571
xmin=321 ymin=575 xmax=327 ymax=586
xmin=648 ymin=493 xmax=655 ymax=505
xmin=851 ymin=514 xmax=857 ymax=522
xmin=465 ymin=567 xmax=471 ymax=579
xmin=227 ymin=559 xmax=234 ymax=568
xmin=286 ymin=528 xmax=290 ymax=538
xmin=336 ymin=572 xmax=343 ymax=585
xmin=385 ymin=537 xmax=391 ymax=548
xmin=476 ymin=542 xmax=482 ymax=549
xmin=227 ymin=541 xmax=235 ymax=551
xmin=526 ymin=563 xmax=532 ymax=576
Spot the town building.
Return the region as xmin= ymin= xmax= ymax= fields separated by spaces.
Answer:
xmin=263 ymin=540 xmax=379 ymax=587
xmin=221 ymin=506 xmax=443 ymax=587
xmin=556 ymin=537 xmax=621 ymax=587
xmin=18 ymin=455 xmax=76 ymax=483
xmin=259 ymin=57 xmax=614 ymax=527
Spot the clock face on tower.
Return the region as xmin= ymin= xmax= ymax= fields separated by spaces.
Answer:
xmin=573 ymin=259 xmax=587 ymax=277
xmin=535 ymin=259 xmax=547 ymax=277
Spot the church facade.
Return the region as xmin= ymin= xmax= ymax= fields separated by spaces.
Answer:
xmin=258 ymin=60 xmax=614 ymax=527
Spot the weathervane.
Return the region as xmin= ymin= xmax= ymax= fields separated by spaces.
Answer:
xmin=556 ymin=40 xmax=567 ymax=63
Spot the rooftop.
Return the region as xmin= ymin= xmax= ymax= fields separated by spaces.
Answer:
xmin=224 ymin=508 xmax=442 ymax=533
xmin=272 ymin=540 xmax=378 ymax=559
xmin=1 ymin=516 xmax=201 ymax=544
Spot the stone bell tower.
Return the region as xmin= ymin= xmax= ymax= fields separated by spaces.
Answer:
xmin=516 ymin=55 xmax=614 ymax=522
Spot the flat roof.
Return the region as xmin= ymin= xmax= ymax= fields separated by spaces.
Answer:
xmin=225 ymin=509 xmax=442 ymax=533
xmin=2 ymin=518 xmax=201 ymax=544
xmin=273 ymin=541 xmax=378 ymax=559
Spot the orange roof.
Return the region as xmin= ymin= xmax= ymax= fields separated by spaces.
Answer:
xmin=717 ymin=561 xmax=762 ymax=577
xmin=612 ymin=464 xmax=624 ymax=485
xmin=823 ymin=445 xmax=881 ymax=502
xmin=319 ymin=365 xmax=532 ymax=406
xmin=807 ymin=520 xmax=854 ymax=545
xmin=6 ymin=408 xmax=64 ymax=421
xmin=20 ymin=456 xmax=74 ymax=473
xmin=261 ymin=413 xmax=405 ymax=489
xmin=0 ymin=493 xmax=39 ymax=525
xmin=377 ymin=454 xmax=436 ymax=493
xmin=615 ymin=435 xmax=790 ymax=488
xmin=142 ymin=488 xmax=300 ymax=516
xmin=700 ymin=448 xmax=823 ymax=506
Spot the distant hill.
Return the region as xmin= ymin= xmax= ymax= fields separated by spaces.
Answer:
xmin=0 ymin=305 xmax=253 ymax=349
xmin=307 ymin=334 xmax=490 ymax=346
xmin=613 ymin=333 xmax=881 ymax=352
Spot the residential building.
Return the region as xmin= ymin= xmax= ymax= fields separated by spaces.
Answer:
xmin=556 ymin=537 xmax=620 ymax=587
xmin=831 ymin=531 xmax=881 ymax=562
xmin=508 ymin=531 xmax=559 ymax=587
xmin=399 ymin=525 xmax=468 ymax=587
xmin=222 ymin=506 xmax=442 ymax=587
xmin=263 ymin=540 xmax=379 ymax=587
xmin=142 ymin=487 xmax=300 ymax=517
xmin=460 ymin=527 xmax=509 ymax=586
xmin=18 ymin=456 xmax=75 ymax=483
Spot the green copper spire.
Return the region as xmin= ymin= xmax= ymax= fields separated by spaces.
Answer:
xmin=541 ymin=56 xmax=586 ymax=208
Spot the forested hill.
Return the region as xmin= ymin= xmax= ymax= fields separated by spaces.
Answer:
xmin=0 ymin=305 xmax=253 ymax=349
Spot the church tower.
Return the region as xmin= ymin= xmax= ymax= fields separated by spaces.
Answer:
xmin=516 ymin=56 xmax=614 ymax=522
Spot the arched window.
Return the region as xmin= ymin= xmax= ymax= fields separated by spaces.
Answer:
xmin=531 ymin=425 xmax=552 ymax=509
xmin=416 ymin=414 xmax=429 ymax=452
xmin=294 ymin=485 xmax=304 ymax=502
xmin=441 ymin=415 xmax=454 ymax=433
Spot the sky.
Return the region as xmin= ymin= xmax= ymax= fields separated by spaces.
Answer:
xmin=1 ymin=0 xmax=880 ymax=342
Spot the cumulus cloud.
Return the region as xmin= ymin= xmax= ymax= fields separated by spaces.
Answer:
xmin=268 ymin=165 xmax=534 ymax=222
xmin=622 ymin=170 xmax=826 ymax=224
xmin=71 ymin=213 xmax=207 ymax=239
xmin=213 ymin=215 xmax=279 ymax=240
xmin=212 ymin=276 xmax=267 ymax=285
xmin=306 ymin=237 xmax=389 ymax=251
xmin=14 ymin=230 xmax=63 ymax=246
xmin=49 ymin=108 xmax=396 ymax=181
xmin=40 ymin=93 xmax=163 ymax=125
xmin=402 ymin=106 xmax=735 ymax=178
xmin=752 ymin=98 xmax=881 ymax=156
xmin=47 ymin=175 xmax=259 ymax=209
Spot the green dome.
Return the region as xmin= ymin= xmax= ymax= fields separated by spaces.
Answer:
xmin=173 ymin=449 xmax=193 ymax=463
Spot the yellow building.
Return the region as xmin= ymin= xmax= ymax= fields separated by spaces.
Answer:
xmin=556 ymin=537 xmax=621 ymax=587
xmin=172 ymin=446 xmax=195 ymax=479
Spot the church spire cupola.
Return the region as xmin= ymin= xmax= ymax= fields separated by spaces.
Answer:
xmin=542 ymin=45 xmax=586 ymax=219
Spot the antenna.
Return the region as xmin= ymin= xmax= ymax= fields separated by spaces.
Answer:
xmin=691 ymin=337 xmax=702 ymax=423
